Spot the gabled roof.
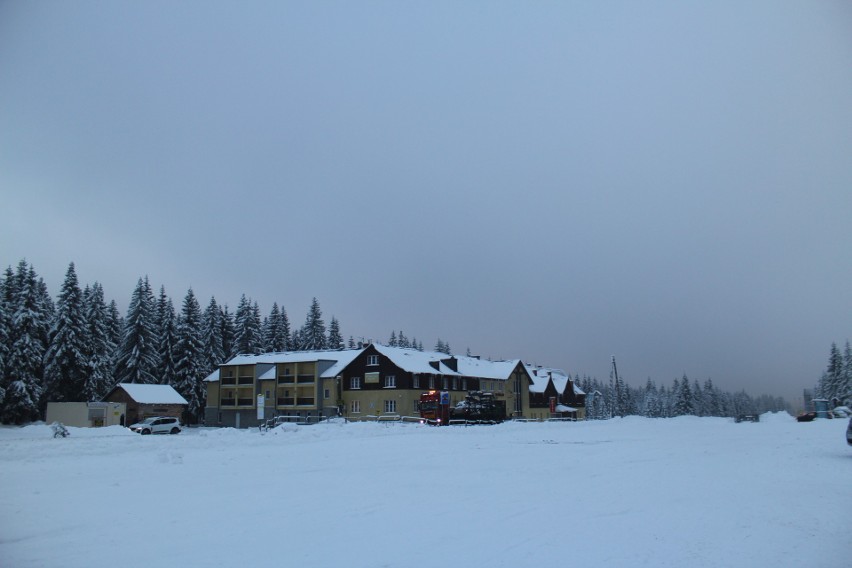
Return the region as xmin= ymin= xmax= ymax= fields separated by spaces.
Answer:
xmin=210 ymin=348 xmax=365 ymax=382
xmin=372 ymin=344 xmax=525 ymax=381
xmin=105 ymin=383 xmax=188 ymax=405
xmin=526 ymin=365 xmax=585 ymax=395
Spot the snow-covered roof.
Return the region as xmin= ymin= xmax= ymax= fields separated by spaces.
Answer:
xmin=111 ymin=383 xmax=188 ymax=405
xmin=211 ymin=348 xmax=365 ymax=381
xmin=555 ymin=404 xmax=577 ymax=412
xmin=373 ymin=344 xmax=524 ymax=380
xmin=203 ymin=369 xmax=219 ymax=383
xmin=372 ymin=344 xmax=460 ymax=375
xmin=526 ymin=365 xmax=585 ymax=395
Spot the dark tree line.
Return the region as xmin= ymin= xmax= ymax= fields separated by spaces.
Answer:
xmin=581 ymin=373 xmax=791 ymax=420
xmin=0 ymin=260 xmax=345 ymax=424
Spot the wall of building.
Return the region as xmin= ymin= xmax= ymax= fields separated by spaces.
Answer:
xmin=46 ymin=402 xmax=127 ymax=428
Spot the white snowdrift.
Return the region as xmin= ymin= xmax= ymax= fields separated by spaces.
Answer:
xmin=1 ymin=413 xmax=849 ymax=567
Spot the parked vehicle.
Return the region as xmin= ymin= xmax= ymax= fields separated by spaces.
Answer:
xmin=796 ymin=411 xmax=817 ymax=423
xmin=735 ymin=414 xmax=760 ymax=423
xmin=128 ymin=416 xmax=181 ymax=435
xmin=846 ymin=417 xmax=852 ymax=446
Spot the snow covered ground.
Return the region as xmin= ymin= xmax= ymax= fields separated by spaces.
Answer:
xmin=1 ymin=413 xmax=849 ymax=567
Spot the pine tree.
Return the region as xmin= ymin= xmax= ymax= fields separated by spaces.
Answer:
xmin=220 ymin=304 xmax=235 ymax=359
xmin=173 ymin=288 xmax=205 ymax=422
xmin=106 ymin=299 xmax=123 ymax=353
xmin=398 ymin=330 xmax=408 ymax=348
xmin=233 ymin=295 xmax=262 ymax=355
xmin=674 ymin=374 xmax=694 ymax=416
xmin=155 ymin=286 xmax=178 ymax=386
xmin=820 ymin=343 xmax=845 ymax=404
xmin=279 ymin=307 xmax=291 ymax=351
xmin=3 ymin=262 xmax=49 ymax=423
xmin=114 ymin=277 xmax=159 ymax=384
xmin=388 ymin=331 xmax=397 ymax=347
xmin=327 ymin=316 xmax=342 ymax=349
xmin=44 ymin=263 xmax=89 ymax=402
xmin=348 ymin=336 xmax=356 ymax=349
xmin=0 ymin=271 xmax=10 ymax=405
xmin=262 ymin=302 xmax=288 ymax=353
xmin=703 ymin=379 xmax=721 ymax=417
xmin=841 ymin=341 xmax=852 ymax=406
xmin=82 ymin=282 xmax=114 ymax=400
xmin=299 ymin=298 xmax=326 ymax=351
xmin=435 ymin=339 xmax=445 ymax=353
xmin=201 ymin=297 xmax=225 ymax=372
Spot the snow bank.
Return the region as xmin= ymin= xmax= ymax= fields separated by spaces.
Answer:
xmin=1 ymin=417 xmax=849 ymax=568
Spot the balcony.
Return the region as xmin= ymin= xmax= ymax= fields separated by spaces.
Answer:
xmin=277 ymin=397 xmax=295 ymax=406
xmin=296 ymin=397 xmax=315 ymax=406
xmin=237 ymin=398 xmax=254 ymax=406
xmin=237 ymin=376 xmax=254 ymax=386
xmin=220 ymin=399 xmax=236 ymax=407
xmin=296 ymin=375 xmax=315 ymax=384
xmin=277 ymin=376 xmax=295 ymax=384
xmin=221 ymin=376 xmax=236 ymax=385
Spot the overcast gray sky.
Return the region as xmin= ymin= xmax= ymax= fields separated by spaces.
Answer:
xmin=2 ymin=1 xmax=850 ymax=404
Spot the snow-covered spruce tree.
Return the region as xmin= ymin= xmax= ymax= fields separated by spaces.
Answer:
xmin=841 ymin=341 xmax=852 ymax=406
xmin=173 ymin=288 xmax=205 ymax=422
xmin=3 ymin=262 xmax=50 ymax=423
xmin=398 ymin=331 xmax=409 ymax=349
xmin=327 ymin=316 xmax=342 ymax=350
xmin=348 ymin=336 xmax=356 ymax=349
xmin=674 ymin=374 xmax=694 ymax=416
xmin=82 ymin=282 xmax=115 ymax=400
xmin=819 ymin=343 xmax=846 ymax=404
xmin=106 ymin=299 xmax=123 ymax=356
xmin=201 ymin=297 xmax=225 ymax=372
xmin=299 ymin=298 xmax=326 ymax=351
xmin=232 ymin=295 xmax=262 ymax=355
xmin=44 ymin=263 xmax=89 ymax=402
xmin=692 ymin=379 xmax=705 ymax=416
xmin=262 ymin=302 xmax=288 ymax=353
xmin=155 ymin=286 xmax=178 ymax=386
xmin=220 ymin=304 xmax=235 ymax=360
xmin=388 ymin=331 xmax=397 ymax=347
xmin=114 ymin=277 xmax=159 ymax=384
xmin=434 ymin=339 xmax=446 ymax=354
xmin=0 ymin=273 xmax=10 ymax=405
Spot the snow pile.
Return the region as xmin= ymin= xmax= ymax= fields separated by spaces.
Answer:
xmin=1 ymin=417 xmax=849 ymax=567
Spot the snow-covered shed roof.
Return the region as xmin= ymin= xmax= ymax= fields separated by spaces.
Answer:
xmin=108 ymin=383 xmax=188 ymax=405
xmin=203 ymin=369 xmax=219 ymax=383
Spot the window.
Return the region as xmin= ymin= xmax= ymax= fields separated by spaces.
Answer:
xmin=452 ymin=378 xmax=458 ymax=390
xmin=265 ymin=390 xmax=270 ymax=399
xmin=413 ymin=400 xmax=419 ymax=413
xmin=429 ymin=377 xmax=435 ymax=389
xmin=442 ymin=377 xmax=448 ymax=390
xmin=462 ymin=379 xmax=467 ymax=391
xmin=384 ymin=375 xmax=396 ymax=388
xmin=413 ymin=375 xmax=420 ymax=389
xmin=384 ymin=400 xmax=397 ymax=413
xmin=351 ymin=400 xmax=361 ymax=413
xmin=368 ymin=355 xmax=379 ymax=366
xmin=351 ymin=377 xmax=361 ymax=389
xmin=324 ymin=389 xmax=330 ymax=399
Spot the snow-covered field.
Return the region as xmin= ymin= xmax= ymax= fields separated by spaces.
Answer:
xmin=1 ymin=413 xmax=849 ymax=567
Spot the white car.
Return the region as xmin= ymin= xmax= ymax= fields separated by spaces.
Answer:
xmin=129 ymin=416 xmax=181 ymax=435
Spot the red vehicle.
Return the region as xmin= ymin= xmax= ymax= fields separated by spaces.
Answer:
xmin=419 ymin=391 xmax=450 ymax=425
